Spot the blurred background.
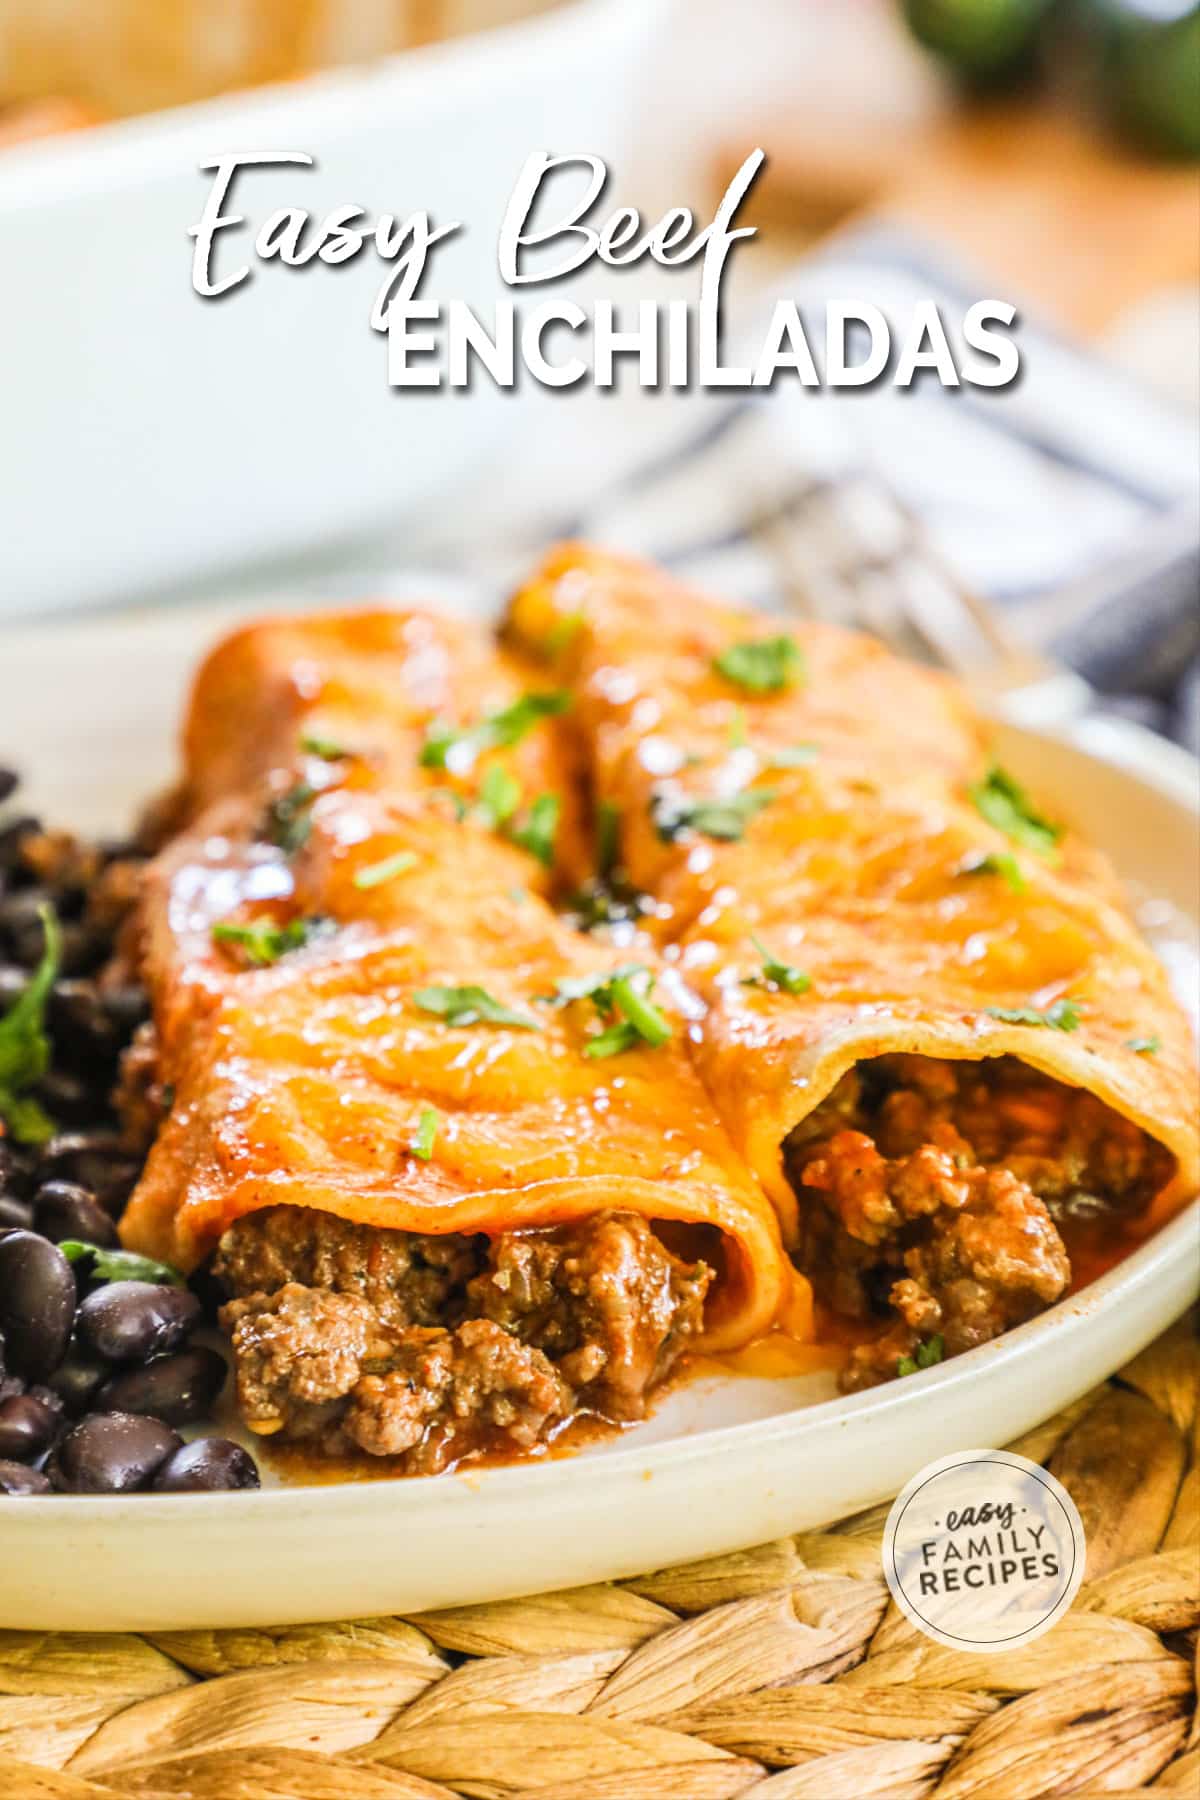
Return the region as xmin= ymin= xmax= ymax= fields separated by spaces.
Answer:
xmin=0 ymin=0 xmax=1197 ymax=740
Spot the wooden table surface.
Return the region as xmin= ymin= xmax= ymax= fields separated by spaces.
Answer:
xmin=723 ymin=91 xmax=1198 ymax=338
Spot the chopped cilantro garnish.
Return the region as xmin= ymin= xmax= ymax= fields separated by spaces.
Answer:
xmin=897 ymin=1335 xmax=944 ymax=1378
xmin=540 ymin=963 xmax=671 ymax=1058
xmin=713 ymin=634 xmax=805 ymax=695
xmin=429 ymin=787 xmax=470 ymax=823
xmin=59 ymin=1241 xmax=185 ymax=1286
xmin=419 ymin=691 xmax=571 ymax=771
xmin=728 ymin=706 xmax=749 ymax=750
xmin=598 ymin=975 xmax=671 ymax=1051
xmin=212 ymin=916 xmax=327 ymax=966
xmin=596 ymin=800 xmax=622 ymax=877
xmin=767 ymin=743 xmax=818 ymax=769
xmin=960 ymin=850 xmax=1027 ymax=895
xmin=0 ymin=906 xmax=59 ymax=1145
xmin=412 ymin=985 xmax=541 ymax=1031
xmin=420 ymin=724 xmax=462 ymax=771
xmin=266 ymin=780 xmax=317 ymax=854
xmin=652 ymin=786 xmax=776 ymax=844
xmin=544 ymin=613 xmax=585 ymax=657
xmin=477 ymin=764 xmax=523 ymax=829
xmin=583 ymin=1019 xmax=644 ymax=1059
xmin=968 ymin=766 xmax=1061 ymax=858
xmin=410 ymin=1106 xmax=439 ymax=1161
xmin=985 ymin=999 xmax=1081 ymax=1032
xmin=353 ymin=850 xmax=419 ymax=891
xmin=540 ymin=963 xmax=649 ymax=1012
xmin=509 ymin=792 xmax=560 ymax=869
xmin=300 ymin=734 xmax=350 ymax=761
xmin=743 ymin=934 xmax=811 ymax=996
xmin=1125 ymin=1035 xmax=1161 ymax=1055
xmin=564 ymin=875 xmax=648 ymax=934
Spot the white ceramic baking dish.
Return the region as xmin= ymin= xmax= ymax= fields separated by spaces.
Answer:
xmin=0 ymin=0 xmax=658 ymax=619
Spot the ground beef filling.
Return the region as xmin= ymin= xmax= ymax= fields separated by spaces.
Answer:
xmin=786 ymin=1055 xmax=1173 ymax=1393
xmin=216 ymin=1209 xmax=711 ymax=1471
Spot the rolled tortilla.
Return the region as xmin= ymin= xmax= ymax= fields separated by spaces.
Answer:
xmin=119 ymin=609 xmax=790 ymax=1354
xmin=176 ymin=604 xmax=592 ymax=891
xmin=506 ymin=544 xmax=1199 ymax=1244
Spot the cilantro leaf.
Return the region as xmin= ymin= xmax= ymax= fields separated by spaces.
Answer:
xmin=477 ymin=763 xmax=523 ymax=829
xmin=564 ymin=874 xmax=649 ymax=934
xmin=0 ymin=906 xmax=60 ymax=1144
xmin=897 ymin=1335 xmax=944 ymax=1377
xmin=59 ymin=1241 xmax=186 ymax=1286
xmin=595 ymin=800 xmax=621 ymax=877
xmin=353 ymin=850 xmax=419 ymax=891
xmin=540 ymin=963 xmax=671 ymax=1057
xmin=265 ymin=780 xmax=317 ymax=854
xmin=968 ymin=766 xmax=1061 ymax=858
xmin=508 ymin=792 xmax=560 ymax=869
xmin=601 ymin=974 xmax=671 ymax=1051
xmin=412 ymin=985 xmax=541 ymax=1031
xmin=544 ymin=613 xmax=585 ymax=657
xmin=540 ymin=962 xmax=649 ymax=1013
xmin=985 ymin=999 xmax=1082 ymax=1032
xmin=652 ymin=786 xmax=776 ymax=844
xmin=583 ymin=1020 xmax=645 ymax=1059
xmin=1125 ymin=1035 xmax=1161 ymax=1055
xmin=959 ymin=850 xmax=1027 ymax=894
xmin=766 ymin=743 xmax=818 ymax=769
xmin=713 ymin=635 xmax=805 ymax=695
xmin=410 ymin=1106 xmax=439 ymax=1161
xmin=300 ymin=734 xmax=350 ymax=761
xmin=743 ymin=934 xmax=811 ymax=996
xmin=212 ymin=916 xmax=329 ymax=966
xmin=419 ymin=691 xmax=571 ymax=771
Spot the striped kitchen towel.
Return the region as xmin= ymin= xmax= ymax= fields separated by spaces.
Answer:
xmin=533 ymin=226 xmax=1200 ymax=751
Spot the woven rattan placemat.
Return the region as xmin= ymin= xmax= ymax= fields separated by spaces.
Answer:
xmin=1 ymin=1311 xmax=1196 ymax=1800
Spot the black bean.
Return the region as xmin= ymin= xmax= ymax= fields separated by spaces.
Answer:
xmin=53 ymin=922 xmax=107 ymax=978
xmin=0 ymin=887 xmax=53 ymax=957
xmin=187 ymin=1261 xmax=228 ymax=1318
xmin=49 ymin=980 xmax=119 ymax=1063
xmin=33 ymin=1181 xmax=118 ymax=1248
xmin=0 ymin=1194 xmax=34 ymax=1234
xmin=0 ymin=1232 xmax=76 ymax=1379
xmin=44 ymin=1348 xmax=109 ymax=1416
xmin=0 ymin=964 xmax=30 ymax=1009
xmin=0 ymin=817 xmax=39 ymax=871
xmin=76 ymin=1281 xmax=200 ymax=1364
xmin=0 ymin=1459 xmax=51 ymax=1495
xmin=152 ymin=1438 xmax=260 ymax=1492
xmin=7 ymin=910 xmax=99 ymax=975
xmin=0 ymin=770 xmax=17 ymax=807
xmin=48 ymin=1411 xmax=181 ymax=1493
xmin=25 ymin=1382 xmax=65 ymax=1424
xmin=32 ymin=1069 xmax=106 ymax=1130
xmin=96 ymin=1346 xmax=227 ymax=1425
xmin=0 ymin=1140 xmax=35 ymax=1201
xmin=35 ymin=1134 xmax=140 ymax=1211
xmin=99 ymin=983 xmax=151 ymax=1035
xmin=0 ymin=1394 xmax=59 ymax=1462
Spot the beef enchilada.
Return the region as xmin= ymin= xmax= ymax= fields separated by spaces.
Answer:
xmin=507 ymin=545 xmax=1198 ymax=1392
xmin=94 ymin=548 xmax=1198 ymax=1473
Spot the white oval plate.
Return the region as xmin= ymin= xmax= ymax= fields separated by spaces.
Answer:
xmin=0 ymin=606 xmax=1196 ymax=1631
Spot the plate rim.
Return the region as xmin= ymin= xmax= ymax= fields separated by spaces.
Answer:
xmin=0 ymin=614 xmax=1196 ymax=1546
